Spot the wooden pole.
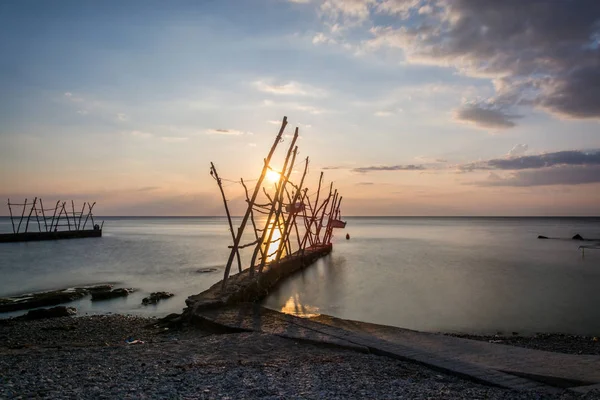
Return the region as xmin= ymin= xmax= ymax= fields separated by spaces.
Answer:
xmin=77 ymin=202 xmax=86 ymax=230
xmin=7 ymin=199 xmax=16 ymax=234
xmin=33 ymin=198 xmax=42 ymax=232
xmin=323 ymin=190 xmax=339 ymax=244
xmin=25 ymin=197 xmax=37 ymax=232
xmin=211 ymin=162 xmax=243 ymax=274
xmin=71 ymin=200 xmax=77 ymax=231
xmin=221 ymin=116 xmax=288 ymax=286
xmin=54 ymin=203 xmax=65 ymax=232
xmin=241 ymin=178 xmax=264 ymax=277
xmin=62 ymin=202 xmax=71 ymax=231
xmin=257 ymin=141 xmax=298 ymax=275
xmin=82 ymin=202 xmax=96 ymax=230
xmin=39 ymin=199 xmax=48 ymax=232
xmin=16 ymin=198 xmax=27 ymax=234
xmin=275 ymin=157 xmax=309 ymax=264
xmin=314 ymin=183 xmax=333 ymax=244
xmin=50 ymin=201 xmax=60 ymax=231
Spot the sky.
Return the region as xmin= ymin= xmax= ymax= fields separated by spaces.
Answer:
xmin=1 ymin=0 xmax=599 ymax=216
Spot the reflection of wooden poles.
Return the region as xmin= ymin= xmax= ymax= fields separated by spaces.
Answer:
xmin=221 ymin=116 xmax=288 ymax=287
xmin=275 ymin=157 xmax=309 ymax=264
xmin=7 ymin=199 xmax=16 ymax=234
xmin=241 ymin=178 xmax=264 ymax=277
xmin=257 ymin=139 xmax=298 ymax=275
xmin=211 ymin=162 xmax=242 ymax=273
xmin=16 ymin=198 xmax=27 ymax=234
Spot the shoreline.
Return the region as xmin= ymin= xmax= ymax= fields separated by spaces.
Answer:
xmin=2 ymin=313 xmax=595 ymax=399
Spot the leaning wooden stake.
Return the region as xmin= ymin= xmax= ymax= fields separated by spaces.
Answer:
xmin=257 ymin=141 xmax=298 ymax=275
xmin=77 ymin=202 xmax=86 ymax=230
xmin=33 ymin=199 xmax=42 ymax=232
xmin=314 ymin=183 xmax=333 ymax=244
xmin=221 ymin=116 xmax=288 ymax=287
xmin=82 ymin=202 xmax=96 ymax=230
xmin=241 ymin=178 xmax=265 ymax=277
xmin=39 ymin=199 xmax=48 ymax=232
xmin=16 ymin=198 xmax=27 ymax=234
xmin=275 ymin=157 xmax=309 ymax=264
xmin=211 ymin=162 xmax=243 ymax=274
xmin=71 ymin=201 xmax=77 ymax=231
xmin=25 ymin=197 xmax=38 ymax=233
xmin=7 ymin=199 xmax=16 ymax=234
xmin=50 ymin=201 xmax=60 ymax=231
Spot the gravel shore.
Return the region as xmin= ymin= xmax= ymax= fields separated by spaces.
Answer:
xmin=446 ymin=333 xmax=600 ymax=356
xmin=0 ymin=315 xmax=598 ymax=399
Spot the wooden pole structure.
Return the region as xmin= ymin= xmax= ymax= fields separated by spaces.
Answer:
xmin=50 ymin=201 xmax=60 ymax=231
xmin=241 ymin=178 xmax=264 ymax=277
xmin=82 ymin=202 xmax=96 ymax=230
xmin=221 ymin=116 xmax=288 ymax=287
xmin=16 ymin=198 xmax=27 ymax=234
xmin=54 ymin=203 xmax=64 ymax=232
xmin=210 ymin=162 xmax=243 ymax=273
xmin=314 ymin=183 xmax=333 ymax=244
xmin=62 ymin=202 xmax=71 ymax=231
xmin=77 ymin=202 xmax=86 ymax=230
xmin=23 ymin=197 xmax=36 ymax=232
xmin=7 ymin=199 xmax=16 ymax=234
xmin=274 ymin=157 xmax=309 ymax=264
xmin=257 ymin=141 xmax=298 ymax=275
xmin=71 ymin=201 xmax=77 ymax=231
xmin=33 ymin=199 xmax=42 ymax=232
xmin=39 ymin=199 xmax=48 ymax=232
xmin=323 ymin=191 xmax=339 ymax=244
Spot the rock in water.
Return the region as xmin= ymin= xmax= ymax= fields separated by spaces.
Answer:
xmin=91 ymin=288 xmax=134 ymax=301
xmin=196 ymin=267 xmax=218 ymax=273
xmin=142 ymin=292 xmax=174 ymax=305
xmin=537 ymin=235 xmax=549 ymax=239
xmin=572 ymin=234 xmax=584 ymax=240
xmin=23 ymin=306 xmax=77 ymax=320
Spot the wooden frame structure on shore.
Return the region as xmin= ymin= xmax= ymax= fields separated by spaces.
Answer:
xmin=211 ymin=116 xmax=346 ymax=287
xmin=5 ymin=198 xmax=102 ymax=234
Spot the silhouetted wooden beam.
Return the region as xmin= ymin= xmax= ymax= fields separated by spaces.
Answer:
xmin=49 ymin=201 xmax=60 ymax=231
xmin=211 ymin=162 xmax=243 ymax=274
xmin=39 ymin=198 xmax=48 ymax=232
xmin=16 ymin=198 xmax=27 ymax=234
xmin=221 ymin=116 xmax=288 ymax=287
xmin=7 ymin=199 xmax=16 ymax=234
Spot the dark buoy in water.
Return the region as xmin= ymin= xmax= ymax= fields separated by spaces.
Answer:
xmin=346 ymin=233 xmax=350 ymax=240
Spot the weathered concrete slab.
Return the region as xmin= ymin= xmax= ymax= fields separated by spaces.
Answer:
xmin=184 ymin=245 xmax=332 ymax=314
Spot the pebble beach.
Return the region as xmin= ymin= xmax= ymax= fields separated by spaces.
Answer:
xmin=1 ymin=315 xmax=599 ymax=399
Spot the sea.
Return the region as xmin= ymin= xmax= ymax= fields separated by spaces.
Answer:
xmin=1 ymin=217 xmax=599 ymax=335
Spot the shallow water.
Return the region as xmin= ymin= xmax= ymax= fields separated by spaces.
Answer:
xmin=1 ymin=216 xmax=599 ymax=335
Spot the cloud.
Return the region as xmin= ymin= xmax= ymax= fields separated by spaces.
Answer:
xmin=137 ymin=186 xmax=159 ymax=192
xmin=374 ymin=111 xmax=393 ymax=117
xmin=486 ymin=150 xmax=600 ymax=170
xmin=320 ymin=0 xmax=376 ymax=24
xmin=117 ymin=113 xmax=128 ymax=121
xmin=508 ymin=144 xmax=529 ymax=158
xmin=476 ymin=165 xmax=600 ymax=187
xmin=356 ymin=182 xmax=375 ymax=185
xmin=248 ymin=143 xmax=257 ymax=147
xmin=353 ymin=164 xmax=425 ymax=173
xmin=355 ymin=0 xmax=600 ymax=126
xmin=161 ymin=136 xmax=188 ymax=143
xmin=263 ymin=99 xmax=328 ymax=115
xmin=130 ymin=130 xmax=153 ymax=139
xmin=322 ymin=165 xmax=346 ymax=170
xmin=205 ymin=129 xmax=246 ymax=136
xmin=77 ymin=110 xmax=88 ymax=115
xmin=454 ymin=105 xmax=521 ymax=129
xmin=254 ymin=80 xmax=326 ymax=97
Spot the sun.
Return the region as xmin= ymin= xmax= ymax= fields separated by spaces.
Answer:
xmin=266 ymin=170 xmax=281 ymax=183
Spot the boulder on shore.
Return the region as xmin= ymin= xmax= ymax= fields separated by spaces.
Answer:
xmin=91 ymin=288 xmax=134 ymax=301
xmin=22 ymin=306 xmax=77 ymax=320
xmin=142 ymin=292 xmax=174 ymax=305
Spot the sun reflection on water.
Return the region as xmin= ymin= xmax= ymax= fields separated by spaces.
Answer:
xmin=281 ymin=294 xmax=320 ymax=318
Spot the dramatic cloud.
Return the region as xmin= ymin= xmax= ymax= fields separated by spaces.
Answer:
xmin=508 ymin=144 xmax=529 ymax=158
xmin=454 ymin=105 xmax=521 ymax=129
xmin=324 ymin=0 xmax=600 ymax=127
xmin=353 ymin=164 xmax=425 ymax=173
xmin=205 ymin=129 xmax=246 ymax=136
xmin=478 ymin=166 xmax=600 ymax=187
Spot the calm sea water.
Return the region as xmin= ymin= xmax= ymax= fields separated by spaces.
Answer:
xmin=1 ymin=217 xmax=599 ymax=335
